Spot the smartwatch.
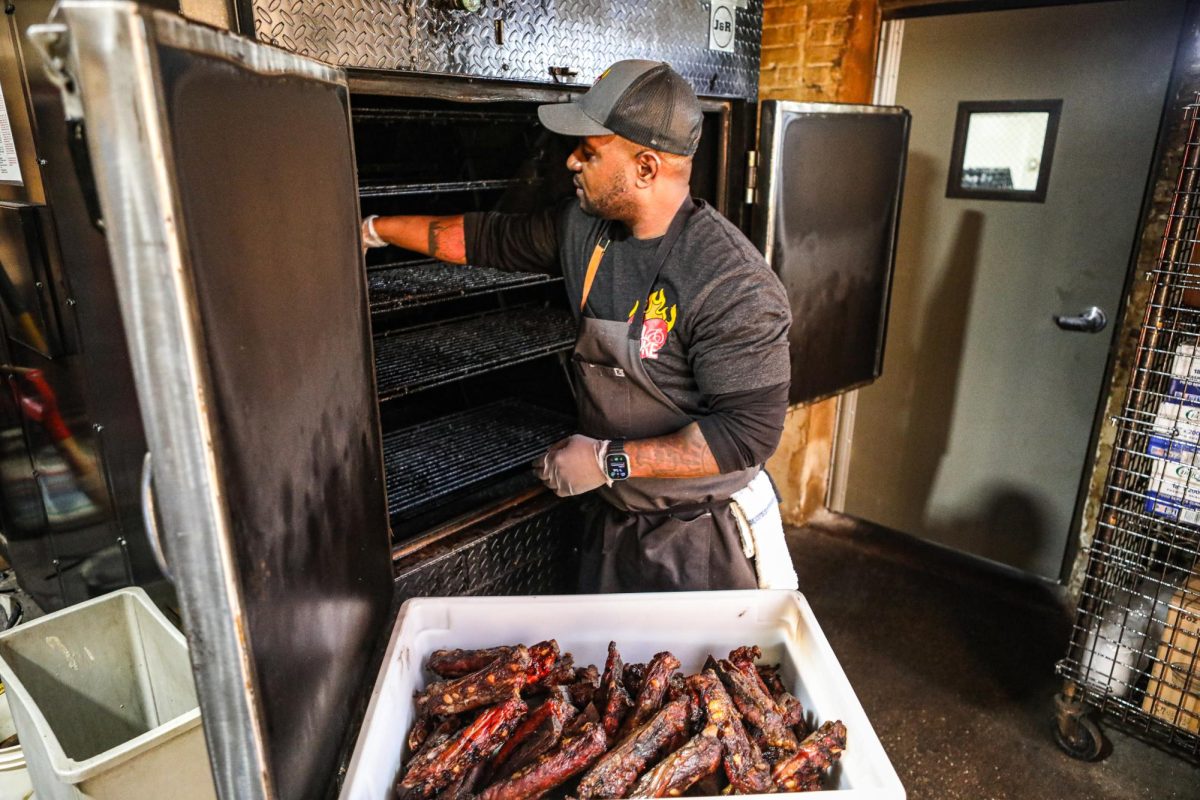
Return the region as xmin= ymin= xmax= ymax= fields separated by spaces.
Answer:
xmin=604 ymin=440 xmax=631 ymax=482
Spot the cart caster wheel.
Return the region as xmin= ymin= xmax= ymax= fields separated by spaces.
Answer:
xmin=1053 ymin=693 xmax=1105 ymax=761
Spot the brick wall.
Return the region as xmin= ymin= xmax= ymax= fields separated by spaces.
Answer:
xmin=761 ymin=0 xmax=879 ymax=103
xmin=759 ymin=0 xmax=879 ymax=524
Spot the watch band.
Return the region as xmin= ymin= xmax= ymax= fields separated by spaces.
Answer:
xmin=605 ymin=439 xmax=630 ymax=482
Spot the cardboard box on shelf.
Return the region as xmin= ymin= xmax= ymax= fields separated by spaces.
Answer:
xmin=1142 ymin=576 xmax=1200 ymax=734
xmin=1144 ymin=458 xmax=1200 ymax=524
xmin=1148 ymin=401 xmax=1200 ymax=464
xmin=1167 ymin=343 xmax=1200 ymax=403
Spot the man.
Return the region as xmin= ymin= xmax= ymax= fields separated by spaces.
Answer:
xmin=361 ymin=60 xmax=791 ymax=592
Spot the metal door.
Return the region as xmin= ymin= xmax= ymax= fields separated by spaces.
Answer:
xmin=753 ymin=102 xmax=910 ymax=404
xmin=28 ymin=4 xmax=394 ymax=798
xmin=838 ymin=1 xmax=1187 ymax=580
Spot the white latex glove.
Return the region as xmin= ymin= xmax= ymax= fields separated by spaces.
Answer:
xmin=361 ymin=215 xmax=388 ymax=249
xmin=534 ymin=435 xmax=610 ymax=497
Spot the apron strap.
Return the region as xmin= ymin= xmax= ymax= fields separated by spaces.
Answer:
xmin=578 ymin=198 xmax=696 ymax=321
xmin=628 ymin=197 xmax=697 ymax=341
xmin=579 ymin=230 xmax=611 ymax=313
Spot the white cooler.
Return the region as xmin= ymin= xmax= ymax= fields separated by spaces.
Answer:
xmin=340 ymin=590 xmax=905 ymax=800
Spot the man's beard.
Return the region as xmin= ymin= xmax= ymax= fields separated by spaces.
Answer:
xmin=578 ymin=171 xmax=636 ymax=221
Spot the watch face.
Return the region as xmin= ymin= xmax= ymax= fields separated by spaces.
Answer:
xmin=606 ymin=452 xmax=630 ymax=481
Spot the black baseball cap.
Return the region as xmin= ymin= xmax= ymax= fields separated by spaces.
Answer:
xmin=537 ymin=60 xmax=703 ymax=157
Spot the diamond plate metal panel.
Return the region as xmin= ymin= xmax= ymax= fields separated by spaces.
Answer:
xmin=251 ymin=0 xmax=761 ymax=99
xmin=395 ymin=499 xmax=581 ymax=602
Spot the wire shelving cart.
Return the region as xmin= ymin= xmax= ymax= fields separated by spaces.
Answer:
xmin=1055 ymin=100 xmax=1200 ymax=764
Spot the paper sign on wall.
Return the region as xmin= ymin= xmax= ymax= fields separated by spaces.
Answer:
xmin=0 ymin=81 xmax=23 ymax=185
xmin=708 ymin=0 xmax=736 ymax=52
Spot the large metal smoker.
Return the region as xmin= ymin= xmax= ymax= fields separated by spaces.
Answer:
xmin=0 ymin=0 xmax=909 ymax=796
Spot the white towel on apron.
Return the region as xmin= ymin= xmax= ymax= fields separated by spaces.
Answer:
xmin=730 ymin=470 xmax=798 ymax=590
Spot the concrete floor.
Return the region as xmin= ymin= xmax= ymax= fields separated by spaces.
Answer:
xmin=789 ymin=512 xmax=1199 ymax=800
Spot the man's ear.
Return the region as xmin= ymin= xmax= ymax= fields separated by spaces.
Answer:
xmin=633 ymin=150 xmax=661 ymax=187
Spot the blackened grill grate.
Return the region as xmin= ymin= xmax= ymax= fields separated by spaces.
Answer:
xmin=368 ymin=261 xmax=561 ymax=312
xmin=382 ymin=399 xmax=573 ymax=518
xmin=374 ymin=306 xmax=575 ymax=400
xmin=352 ymin=107 xmax=537 ymax=125
xmin=359 ymin=178 xmax=536 ymax=199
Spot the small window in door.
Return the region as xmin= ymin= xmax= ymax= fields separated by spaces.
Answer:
xmin=946 ymin=99 xmax=1062 ymax=202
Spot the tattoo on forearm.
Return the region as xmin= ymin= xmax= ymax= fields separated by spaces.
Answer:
xmin=427 ymin=218 xmax=465 ymax=263
xmin=627 ymin=426 xmax=719 ymax=479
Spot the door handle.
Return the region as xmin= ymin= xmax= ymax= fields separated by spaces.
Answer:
xmin=1054 ymin=306 xmax=1107 ymax=333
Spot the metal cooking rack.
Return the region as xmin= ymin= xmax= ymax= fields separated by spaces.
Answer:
xmin=368 ymin=260 xmax=562 ymax=313
xmin=373 ymin=304 xmax=576 ymax=400
xmin=1054 ymin=99 xmax=1200 ymax=763
xmin=359 ymin=177 xmax=538 ymax=199
xmin=383 ymin=398 xmax=573 ymax=519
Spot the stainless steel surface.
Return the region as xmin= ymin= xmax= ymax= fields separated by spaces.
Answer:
xmin=32 ymin=8 xmax=276 ymax=796
xmin=753 ymin=100 xmax=910 ymax=405
xmin=755 ymin=101 xmax=909 ymax=269
xmin=36 ymin=4 xmax=394 ymax=798
xmin=139 ymin=451 xmax=170 ymax=579
xmin=249 ymin=0 xmax=763 ymax=99
xmin=1054 ymin=306 xmax=1108 ymax=333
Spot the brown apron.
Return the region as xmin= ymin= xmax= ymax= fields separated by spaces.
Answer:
xmin=572 ymin=199 xmax=758 ymax=593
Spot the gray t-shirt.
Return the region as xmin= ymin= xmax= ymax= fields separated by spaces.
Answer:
xmin=464 ymin=198 xmax=792 ymax=469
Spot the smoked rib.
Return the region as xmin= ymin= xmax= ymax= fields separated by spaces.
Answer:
xmin=428 ymin=646 xmax=514 ymax=678
xmin=623 ymin=663 xmax=647 ymax=698
xmin=712 ymin=658 xmax=799 ymax=753
xmin=577 ymin=698 xmax=692 ymax=799
xmin=626 ymin=728 xmax=723 ymax=799
xmin=687 ymin=671 xmax=774 ymax=794
xmin=570 ymin=664 xmax=602 ymax=707
xmin=396 ymin=697 xmax=528 ymax=800
xmin=477 ymin=722 xmax=608 ymax=800
xmin=401 ymin=642 xmax=848 ymax=797
xmin=524 ymin=640 xmax=562 ymax=689
xmin=618 ymin=651 xmax=682 ymax=740
xmin=771 ymin=720 xmax=847 ymax=792
xmin=419 ymin=646 xmax=531 ymax=716
xmin=599 ymin=642 xmax=632 ymax=738
xmin=488 ymin=690 xmax=577 ymax=781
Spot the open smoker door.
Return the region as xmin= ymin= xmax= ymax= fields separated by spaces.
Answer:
xmin=752 ymin=102 xmax=910 ymax=405
xmin=29 ymin=4 xmax=394 ymax=799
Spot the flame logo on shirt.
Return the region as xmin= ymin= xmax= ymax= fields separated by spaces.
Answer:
xmin=628 ymin=289 xmax=678 ymax=360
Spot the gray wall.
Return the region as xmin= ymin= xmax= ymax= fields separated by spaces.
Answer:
xmin=844 ymin=0 xmax=1184 ymax=579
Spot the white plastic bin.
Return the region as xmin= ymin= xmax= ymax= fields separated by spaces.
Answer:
xmin=0 ymin=587 xmax=216 ymax=800
xmin=340 ymin=590 xmax=905 ymax=800
xmin=0 ymin=684 xmax=34 ymax=800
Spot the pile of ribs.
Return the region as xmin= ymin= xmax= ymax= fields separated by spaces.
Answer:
xmin=395 ymin=641 xmax=846 ymax=800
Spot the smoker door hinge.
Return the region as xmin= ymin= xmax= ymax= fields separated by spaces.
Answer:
xmin=744 ymin=150 xmax=758 ymax=205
